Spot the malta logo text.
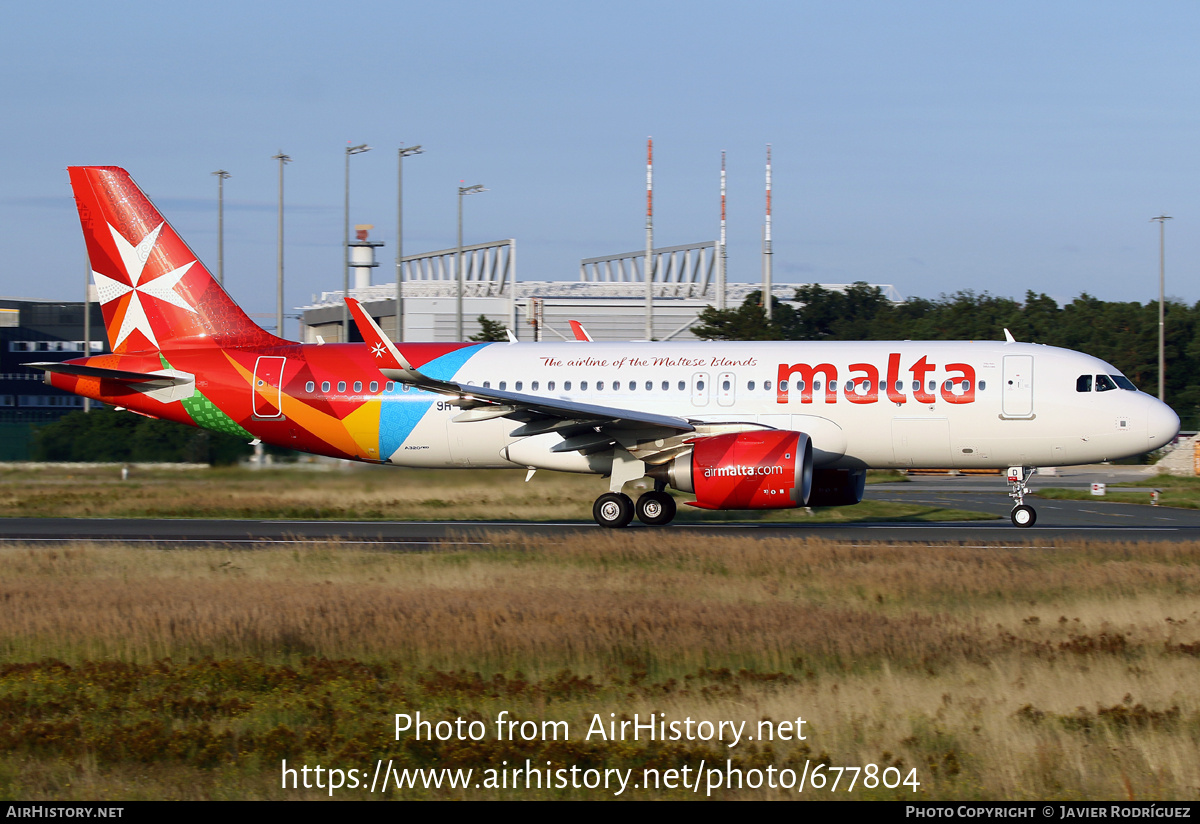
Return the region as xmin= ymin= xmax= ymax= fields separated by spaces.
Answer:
xmin=776 ymin=354 xmax=976 ymax=405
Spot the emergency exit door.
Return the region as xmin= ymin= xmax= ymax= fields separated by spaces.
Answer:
xmin=252 ymin=356 xmax=286 ymax=418
xmin=1002 ymin=355 xmax=1034 ymax=418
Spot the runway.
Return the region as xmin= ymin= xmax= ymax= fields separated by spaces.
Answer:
xmin=1 ymin=465 xmax=1192 ymax=547
xmin=1 ymin=495 xmax=1197 ymax=548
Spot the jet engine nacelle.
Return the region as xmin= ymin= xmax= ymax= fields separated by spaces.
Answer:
xmin=806 ymin=468 xmax=867 ymax=507
xmin=665 ymin=430 xmax=813 ymax=510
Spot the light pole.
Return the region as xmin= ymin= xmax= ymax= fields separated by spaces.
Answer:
xmin=396 ymin=145 xmax=424 ymax=343
xmin=211 ymin=170 xmax=230 ymax=287
xmin=1151 ymin=214 xmax=1172 ymax=401
xmin=343 ymin=143 xmax=371 ymax=340
xmin=457 ymin=183 xmax=486 ymax=341
xmin=271 ymin=153 xmax=289 ymax=338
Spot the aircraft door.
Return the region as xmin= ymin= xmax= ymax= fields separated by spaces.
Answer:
xmin=1002 ymin=355 xmax=1034 ymax=418
xmin=252 ymin=356 xmax=286 ymax=418
xmin=717 ymin=371 xmax=736 ymax=407
xmin=692 ymin=373 xmax=710 ymax=407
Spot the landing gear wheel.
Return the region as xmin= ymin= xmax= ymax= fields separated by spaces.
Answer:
xmin=593 ymin=492 xmax=634 ymax=528
xmin=1011 ymin=505 xmax=1036 ymax=528
xmin=636 ymin=491 xmax=677 ymax=526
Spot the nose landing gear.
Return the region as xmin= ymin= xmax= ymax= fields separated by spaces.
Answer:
xmin=1007 ymin=466 xmax=1037 ymax=528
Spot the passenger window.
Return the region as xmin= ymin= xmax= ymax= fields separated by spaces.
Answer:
xmin=353 ymin=381 xmax=362 ymax=393
xmin=646 ymin=381 xmax=653 ymax=391
xmin=597 ymin=381 xmax=604 ymax=390
xmin=337 ymin=381 xmax=346 ymax=393
xmin=814 ymin=381 xmax=821 ymax=392
xmin=696 ymin=380 xmax=705 ymax=391
xmin=499 ymin=381 xmax=507 ymax=390
xmin=722 ymin=380 xmax=731 ymax=391
xmin=580 ymin=381 xmax=588 ymax=390
xmin=944 ymin=380 xmax=953 ymax=391
xmin=369 ymin=381 xmax=378 ymax=393
xmin=305 ymin=381 xmax=315 ymax=393
xmin=661 ymin=381 xmax=668 ymax=391
xmin=978 ymin=380 xmax=986 ymax=391
xmin=747 ymin=380 xmax=756 ymax=391
xmin=385 ymin=381 xmax=394 ymax=392
xmin=483 ymin=381 xmax=491 ymax=388
xmin=1077 ymin=375 xmax=1092 ymax=392
xmin=928 ymin=381 xmax=935 ymax=392
xmin=764 ymin=380 xmax=772 ymax=391
xmin=1095 ymin=375 xmax=1117 ymax=392
xmin=614 ymin=381 xmax=621 ymax=390
xmin=895 ymin=381 xmax=903 ymax=392
xmin=515 ymin=381 xmax=523 ymax=391
xmin=321 ymin=381 xmax=330 ymax=393
xmin=531 ymin=381 xmax=538 ymax=391
xmin=912 ymin=380 xmax=920 ymax=391
xmin=565 ymin=381 xmax=572 ymax=391
xmin=548 ymin=381 xmax=555 ymax=391
xmin=678 ymin=381 xmax=685 ymax=391
xmin=629 ymin=381 xmax=635 ymax=391
xmin=780 ymin=380 xmax=788 ymax=392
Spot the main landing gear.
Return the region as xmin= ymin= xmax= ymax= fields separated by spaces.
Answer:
xmin=1007 ymin=466 xmax=1037 ymax=528
xmin=593 ymin=487 xmax=678 ymax=528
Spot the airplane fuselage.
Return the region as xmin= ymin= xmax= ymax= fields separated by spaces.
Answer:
xmin=43 ymin=165 xmax=1181 ymax=528
xmin=49 ymin=338 xmax=1177 ymax=474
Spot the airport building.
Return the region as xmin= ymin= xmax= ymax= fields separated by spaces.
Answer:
xmin=298 ymin=234 xmax=902 ymax=343
xmin=0 ymin=296 xmax=108 ymax=459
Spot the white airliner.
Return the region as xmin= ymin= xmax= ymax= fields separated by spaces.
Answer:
xmin=35 ymin=167 xmax=1181 ymax=529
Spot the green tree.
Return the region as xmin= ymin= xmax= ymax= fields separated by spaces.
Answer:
xmin=693 ymin=292 xmax=795 ymax=340
xmin=469 ymin=315 xmax=508 ymax=342
xmin=34 ymin=409 xmax=251 ymax=465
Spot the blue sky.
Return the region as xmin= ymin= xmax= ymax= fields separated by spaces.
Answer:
xmin=2 ymin=1 xmax=1197 ymax=327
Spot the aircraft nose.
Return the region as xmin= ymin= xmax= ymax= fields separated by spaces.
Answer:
xmin=1147 ymin=398 xmax=1181 ymax=451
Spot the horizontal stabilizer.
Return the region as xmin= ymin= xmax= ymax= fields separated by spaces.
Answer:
xmin=25 ymin=362 xmax=191 ymax=385
xmin=26 ymin=361 xmax=195 ymax=404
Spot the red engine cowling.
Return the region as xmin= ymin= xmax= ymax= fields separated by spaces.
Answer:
xmin=667 ymin=430 xmax=813 ymax=510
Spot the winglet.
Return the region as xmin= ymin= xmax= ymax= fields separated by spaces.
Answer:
xmin=344 ymin=297 xmax=430 ymax=383
xmin=569 ymin=320 xmax=594 ymax=342
xmin=1003 ymin=328 xmax=1016 ymax=343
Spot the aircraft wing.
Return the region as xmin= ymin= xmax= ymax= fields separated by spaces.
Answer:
xmin=344 ymin=298 xmax=696 ymax=440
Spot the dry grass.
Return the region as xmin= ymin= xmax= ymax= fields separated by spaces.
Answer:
xmin=0 ymin=535 xmax=1199 ymax=799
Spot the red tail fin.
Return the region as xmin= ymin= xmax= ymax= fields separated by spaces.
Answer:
xmin=69 ymin=166 xmax=283 ymax=353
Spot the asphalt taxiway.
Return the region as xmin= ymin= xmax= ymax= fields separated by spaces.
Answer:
xmin=1 ymin=466 xmax=1194 ymax=548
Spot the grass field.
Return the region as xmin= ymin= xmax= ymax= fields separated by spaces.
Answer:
xmin=0 ymin=464 xmax=987 ymax=524
xmin=0 ymin=533 xmax=1198 ymax=800
xmin=1039 ymin=474 xmax=1200 ymax=510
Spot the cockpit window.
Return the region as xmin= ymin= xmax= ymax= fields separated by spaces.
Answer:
xmin=1076 ymin=375 xmax=1092 ymax=392
xmin=1095 ymin=374 xmax=1117 ymax=392
xmin=1111 ymin=375 xmax=1137 ymax=391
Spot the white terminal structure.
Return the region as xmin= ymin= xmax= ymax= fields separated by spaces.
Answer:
xmin=299 ymin=149 xmax=900 ymax=342
xmin=299 ymin=234 xmax=900 ymax=343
